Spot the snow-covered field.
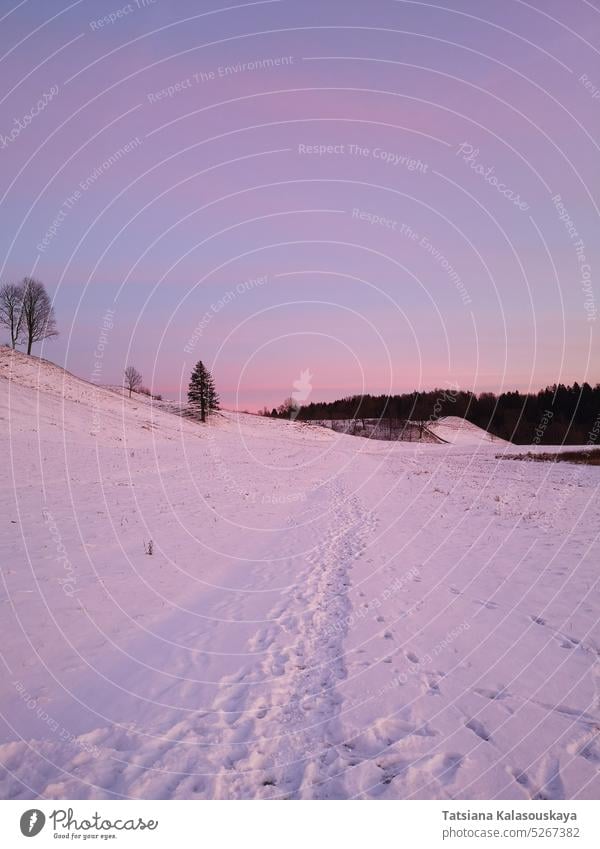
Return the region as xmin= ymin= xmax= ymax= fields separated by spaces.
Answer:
xmin=1 ymin=347 xmax=599 ymax=800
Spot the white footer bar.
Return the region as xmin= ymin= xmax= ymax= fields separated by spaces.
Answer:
xmin=0 ymin=799 xmax=597 ymax=847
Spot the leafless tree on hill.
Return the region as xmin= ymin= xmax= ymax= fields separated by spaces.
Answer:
xmin=124 ymin=365 xmax=143 ymax=397
xmin=0 ymin=282 xmax=24 ymax=348
xmin=20 ymin=277 xmax=58 ymax=354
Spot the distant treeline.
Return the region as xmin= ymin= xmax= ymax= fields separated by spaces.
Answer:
xmin=287 ymin=383 xmax=600 ymax=445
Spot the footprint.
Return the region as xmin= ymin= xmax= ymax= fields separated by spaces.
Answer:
xmin=534 ymin=756 xmax=564 ymax=800
xmin=474 ymin=685 xmax=508 ymax=701
xmin=567 ymin=731 xmax=600 ymax=765
xmin=507 ymin=766 xmax=532 ymax=792
xmin=537 ymin=701 xmax=596 ymax=723
xmin=530 ymin=615 xmax=546 ymax=626
xmin=428 ymin=752 xmax=463 ymax=785
xmin=577 ymin=742 xmax=600 ymax=765
xmin=465 ymin=718 xmax=491 ymax=742
xmin=425 ymin=674 xmax=441 ymax=695
xmin=557 ymin=634 xmax=580 ymax=650
xmin=375 ymin=755 xmax=407 ymax=787
xmin=476 ymin=599 xmax=498 ymax=610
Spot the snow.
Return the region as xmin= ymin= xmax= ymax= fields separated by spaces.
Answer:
xmin=1 ymin=346 xmax=599 ymax=800
xmin=312 ymin=418 xmax=443 ymax=443
xmin=428 ymin=415 xmax=508 ymax=446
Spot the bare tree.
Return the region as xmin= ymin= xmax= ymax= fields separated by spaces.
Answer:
xmin=277 ymin=396 xmax=299 ymax=418
xmin=0 ymin=282 xmax=24 ymax=348
xmin=124 ymin=365 xmax=142 ymax=397
xmin=20 ymin=277 xmax=58 ymax=354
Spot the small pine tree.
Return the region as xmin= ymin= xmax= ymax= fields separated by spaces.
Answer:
xmin=188 ymin=360 xmax=219 ymax=422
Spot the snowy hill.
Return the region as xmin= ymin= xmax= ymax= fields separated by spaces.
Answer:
xmin=0 ymin=346 xmax=218 ymax=445
xmin=428 ymin=415 xmax=508 ymax=446
xmin=1 ymin=348 xmax=599 ymax=800
xmin=309 ymin=414 xmax=501 ymax=446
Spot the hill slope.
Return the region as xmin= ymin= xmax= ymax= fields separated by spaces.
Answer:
xmin=428 ymin=415 xmax=508 ymax=446
xmin=1 ymin=349 xmax=599 ymax=800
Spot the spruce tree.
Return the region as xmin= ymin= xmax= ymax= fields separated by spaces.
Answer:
xmin=188 ymin=360 xmax=220 ymax=422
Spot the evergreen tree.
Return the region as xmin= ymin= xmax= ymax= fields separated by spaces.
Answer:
xmin=188 ymin=360 xmax=219 ymax=422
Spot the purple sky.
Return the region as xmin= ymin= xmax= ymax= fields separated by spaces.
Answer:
xmin=1 ymin=0 xmax=598 ymax=409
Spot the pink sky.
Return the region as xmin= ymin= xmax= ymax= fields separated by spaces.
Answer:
xmin=1 ymin=0 xmax=598 ymax=409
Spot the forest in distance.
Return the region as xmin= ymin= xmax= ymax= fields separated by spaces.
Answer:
xmin=282 ymin=382 xmax=600 ymax=445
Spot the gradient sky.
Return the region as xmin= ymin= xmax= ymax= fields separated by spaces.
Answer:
xmin=1 ymin=0 xmax=599 ymax=409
